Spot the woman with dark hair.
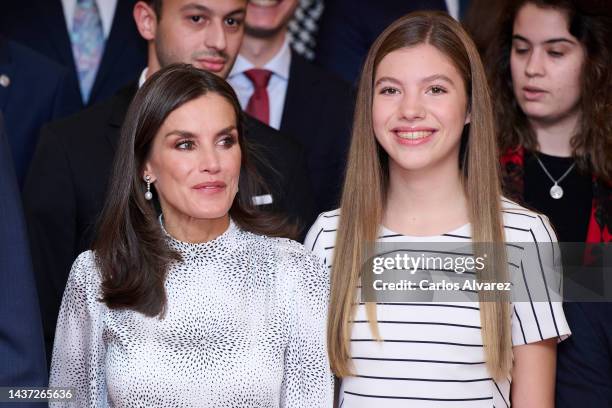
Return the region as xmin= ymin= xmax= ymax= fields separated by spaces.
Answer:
xmin=486 ymin=1 xmax=612 ymax=405
xmin=48 ymin=64 xmax=332 ymax=407
xmin=306 ymin=11 xmax=569 ymax=407
xmin=487 ymin=0 xmax=611 ymax=244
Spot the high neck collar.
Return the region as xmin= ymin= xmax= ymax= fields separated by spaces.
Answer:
xmin=159 ymin=215 xmax=239 ymax=256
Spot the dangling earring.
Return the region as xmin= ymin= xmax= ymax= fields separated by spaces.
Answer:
xmin=144 ymin=175 xmax=153 ymax=201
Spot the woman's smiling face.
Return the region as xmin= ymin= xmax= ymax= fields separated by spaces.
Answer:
xmin=372 ymin=44 xmax=470 ymax=175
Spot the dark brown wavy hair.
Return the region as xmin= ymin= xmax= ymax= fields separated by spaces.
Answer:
xmin=486 ymin=0 xmax=612 ymax=182
xmin=93 ymin=64 xmax=294 ymax=317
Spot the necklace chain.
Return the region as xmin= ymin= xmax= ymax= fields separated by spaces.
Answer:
xmin=534 ymin=155 xmax=576 ymax=186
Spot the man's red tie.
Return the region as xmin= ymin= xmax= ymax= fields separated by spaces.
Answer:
xmin=244 ymin=69 xmax=272 ymax=125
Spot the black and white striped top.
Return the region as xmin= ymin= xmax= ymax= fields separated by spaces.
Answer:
xmin=305 ymin=198 xmax=571 ymax=408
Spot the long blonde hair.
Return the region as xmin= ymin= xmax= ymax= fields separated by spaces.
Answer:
xmin=329 ymin=11 xmax=512 ymax=380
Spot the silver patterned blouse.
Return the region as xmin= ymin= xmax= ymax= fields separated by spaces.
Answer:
xmin=49 ymin=220 xmax=333 ymax=407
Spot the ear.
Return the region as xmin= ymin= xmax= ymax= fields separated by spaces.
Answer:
xmin=143 ymin=162 xmax=157 ymax=183
xmin=134 ymin=1 xmax=158 ymax=41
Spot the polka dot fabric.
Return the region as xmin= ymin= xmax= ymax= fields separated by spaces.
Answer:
xmin=49 ymin=220 xmax=333 ymax=407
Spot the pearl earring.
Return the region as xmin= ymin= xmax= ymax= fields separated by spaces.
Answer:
xmin=144 ymin=175 xmax=153 ymax=201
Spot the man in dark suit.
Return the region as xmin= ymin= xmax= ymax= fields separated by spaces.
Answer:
xmin=0 ymin=36 xmax=71 ymax=186
xmin=228 ymin=0 xmax=354 ymax=212
xmin=0 ymin=112 xmax=47 ymax=399
xmin=314 ymin=0 xmax=448 ymax=85
xmin=23 ymin=0 xmax=315 ymax=361
xmin=0 ymin=0 xmax=146 ymax=113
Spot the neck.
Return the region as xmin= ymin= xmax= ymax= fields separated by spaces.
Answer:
xmin=384 ymin=158 xmax=469 ymax=236
xmin=240 ymin=31 xmax=287 ymax=67
xmin=146 ymin=44 xmax=161 ymax=78
xmin=530 ymin=110 xmax=580 ymax=157
xmin=162 ymin=212 xmax=230 ymax=244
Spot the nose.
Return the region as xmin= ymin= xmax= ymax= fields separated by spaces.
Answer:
xmin=203 ymin=19 xmax=227 ymax=51
xmin=399 ymin=92 xmax=426 ymax=121
xmin=198 ymin=147 xmax=221 ymax=174
xmin=525 ymin=49 xmax=545 ymax=77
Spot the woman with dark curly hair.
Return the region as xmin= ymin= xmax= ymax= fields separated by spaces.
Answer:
xmin=487 ymin=0 xmax=611 ymax=244
xmin=487 ymin=1 xmax=612 ymax=406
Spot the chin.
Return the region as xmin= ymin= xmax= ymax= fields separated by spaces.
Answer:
xmin=187 ymin=203 xmax=233 ymax=220
xmin=190 ymin=211 xmax=230 ymax=221
xmin=522 ymin=108 xmax=555 ymax=122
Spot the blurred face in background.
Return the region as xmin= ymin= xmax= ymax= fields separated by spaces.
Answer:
xmin=510 ymin=2 xmax=585 ymax=124
xmin=144 ymin=93 xmax=241 ymax=225
xmin=137 ymin=0 xmax=247 ymax=78
xmin=245 ymin=0 xmax=299 ymax=38
xmin=372 ymin=44 xmax=470 ymax=176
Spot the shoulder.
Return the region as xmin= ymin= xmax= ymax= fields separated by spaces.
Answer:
xmin=304 ymin=209 xmax=340 ymax=255
xmin=244 ymin=115 xmax=303 ymax=153
xmin=5 ymin=39 xmax=65 ymax=81
xmin=500 ymin=197 xmax=557 ymax=243
xmin=290 ymin=51 xmax=353 ymax=96
xmin=241 ymin=230 xmax=326 ymax=270
xmin=237 ymin=230 xmax=329 ymax=288
xmin=65 ymin=251 xmax=103 ymax=295
xmin=41 ymin=86 xmax=133 ymax=143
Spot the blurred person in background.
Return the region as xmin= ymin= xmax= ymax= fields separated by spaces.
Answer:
xmin=486 ymin=0 xmax=612 ymax=405
xmin=0 ymin=111 xmax=47 ymax=405
xmin=228 ymin=0 xmax=354 ymax=213
xmin=314 ymin=0 xmax=465 ymax=85
xmin=0 ymin=35 xmax=70 ymax=186
xmin=0 ymin=0 xmax=147 ymax=113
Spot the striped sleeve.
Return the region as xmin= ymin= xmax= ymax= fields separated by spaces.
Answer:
xmin=304 ymin=210 xmax=339 ymax=264
xmin=510 ymin=214 xmax=571 ymax=345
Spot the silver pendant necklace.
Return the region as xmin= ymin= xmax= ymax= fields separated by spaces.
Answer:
xmin=534 ymin=154 xmax=576 ymax=199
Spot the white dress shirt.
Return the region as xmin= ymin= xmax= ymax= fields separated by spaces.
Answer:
xmin=61 ymin=0 xmax=118 ymax=38
xmin=445 ymin=0 xmax=460 ymax=20
xmin=228 ymin=35 xmax=292 ymax=130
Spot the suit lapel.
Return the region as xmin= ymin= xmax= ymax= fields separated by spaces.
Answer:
xmin=105 ymin=83 xmax=138 ymax=151
xmin=90 ymin=0 xmax=135 ymax=103
xmin=280 ymin=50 xmax=319 ymax=144
xmin=38 ymin=0 xmax=75 ymax=71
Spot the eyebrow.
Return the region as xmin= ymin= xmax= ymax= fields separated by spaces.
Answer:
xmin=512 ymin=34 xmax=576 ymax=45
xmin=179 ymin=3 xmax=246 ymax=17
xmin=164 ymin=126 xmax=237 ymax=139
xmin=375 ymin=74 xmax=455 ymax=87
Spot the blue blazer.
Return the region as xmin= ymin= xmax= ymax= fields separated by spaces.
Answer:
xmin=0 ymin=0 xmax=146 ymax=113
xmin=0 ymin=112 xmax=47 ymax=401
xmin=314 ymin=0 xmax=448 ymax=84
xmin=556 ymin=302 xmax=612 ymax=406
xmin=0 ymin=36 xmax=70 ymax=186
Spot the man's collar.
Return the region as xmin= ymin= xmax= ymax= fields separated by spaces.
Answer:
xmin=229 ymin=35 xmax=292 ymax=80
xmin=138 ymin=67 xmax=148 ymax=88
